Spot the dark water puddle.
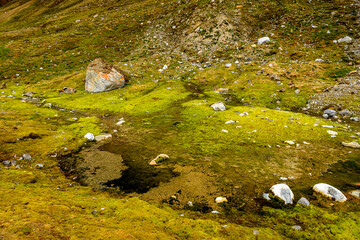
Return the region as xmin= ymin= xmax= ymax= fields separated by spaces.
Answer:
xmin=99 ymin=140 xmax=179 ymax=193
xmin=318 ymin=158 xmax=360 ymax=191
xmin=59 ymin=136 xmax=180 ymax=193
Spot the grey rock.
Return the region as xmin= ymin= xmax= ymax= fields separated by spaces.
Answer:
xmin=297 ymin=197 xmax=310 ymax=206
xmin=322 ymin=114 xmax=329 ymax=119
xmin=313 ymin=183 xmax=347 ymax=202
xmin=339 ymin=109 xmax=352 ymax=116
xmin=3 ymin=160 xmax=11 ymax=167
xmin=253 ymin=229 xmax=260 ymax=235
xmin=211 ymin=102 xmax=226 ymax=111
xmin=22 ymin=154 xmax=32 ymax=160
xmin=270 ymin=74 xmax=280 ymax=81
xmin=323 ymin=109 xmax=337 ymax=117
xmin=35 ymin=164 xmax=44 ymax=168
xmin=24 ymin=91 xmax=36 ymax=97
xmin=85 ymin=58 xmax=127 ymax=93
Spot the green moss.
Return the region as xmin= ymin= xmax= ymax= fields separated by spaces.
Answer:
xmin=177 ymin=100 xmax=349 ymax=156
xmin=47 ymin=82 xmax=190 ymax=115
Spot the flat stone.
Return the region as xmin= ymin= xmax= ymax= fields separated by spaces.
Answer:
xmin=313 ymin=183 xmax=347 ymax=202
xmin=225 ymin=120 xmax=237 ymax=124
xmin=85 ymin=58 xmax=127 ymax=93
xmin=94 ymin=134 xmax=112 ymax=142
xmin=297 ymin=197 xmax=310 ymax=206
xmin=342 ymin=141 xmax=360 ymax=148
xmin=270 ymin=183 xmax=294 ymax=204
xmin=327 ymin=130 xmax=338 ymax=136
xmin=284 ymin=140 xmax=295 ymax=145
xmin=211 ymin=102 xmax=226 ymax=111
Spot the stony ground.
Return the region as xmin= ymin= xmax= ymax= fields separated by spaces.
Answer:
xmin=1 ymin=0 xmax=360 ymax=239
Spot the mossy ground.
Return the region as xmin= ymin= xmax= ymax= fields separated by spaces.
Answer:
xmin=1 ymin=0 xmax=360 ymax=239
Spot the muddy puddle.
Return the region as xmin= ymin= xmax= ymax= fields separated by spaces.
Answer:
xmin=99 ymin=140 xmax=180 ymax=193
xmin=316 ymin=158 xmax=360 ymax=191
xmin=59 ymin=137 xmax=180 ymax=193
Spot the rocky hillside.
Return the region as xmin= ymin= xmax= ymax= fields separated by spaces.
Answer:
xmin=1 ymin=0 xmax=360 ymax=239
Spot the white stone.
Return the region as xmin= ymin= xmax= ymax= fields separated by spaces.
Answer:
xmin=257 ymin=37 xmax=270 ymax=45
xmin=94 ymin=134 xmax=112 ymax=142
xmin=292 ymin=225 xmax=302 ymax=231
xmin=149 ymin=154 xmax=169 ymax=165
xmin=22 ymin=154 xmax=32 ymax=160
xmin=225 ymin=63 xmax=232 ymax=68
xmin=215 ymin=197 xmax=228 ymax=204
xmin=84 ymin=133 xmax=95 ymax=141
xmin=211 ymin=102 xmax=226 ymax=111
xmin=270 ymin=183 xmax=294 ymax=204
xmin=350 ymin=190 xmax=360 ymax=199
xmin=284 ymin=140 xmax=295 ymax=145
xmin=337 ymin=36 xmax=352 ymax=43
xmin=313 ymin=183 xmax=347 ymax=202
xmin=342 ymin=141 xmax=360 ymax=148
xmin=116 ymin=118 xmax=125 ymax=126
xmin=327 ymin=130 xmax=338 ymax=136
xmin=225 ymin=120 xmax=237 ymax=124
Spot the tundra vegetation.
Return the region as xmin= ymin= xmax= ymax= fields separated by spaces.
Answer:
xmin=0 ymin=0 xmax=359 ymax=239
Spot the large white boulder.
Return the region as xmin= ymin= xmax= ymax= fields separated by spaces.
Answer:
xmin=313 ymin=183 xmax=347 ymax=202
xmin=270 ymin=183 xmax=294 ymax=204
